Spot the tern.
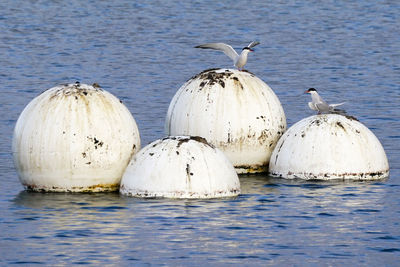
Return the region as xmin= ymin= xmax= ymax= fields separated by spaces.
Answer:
xmin=195 ymin=41 xmax=260 ymax=70
xmin=305 ymin=88 xmax=345 ymax=114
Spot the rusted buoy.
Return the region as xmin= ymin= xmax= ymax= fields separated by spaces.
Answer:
xmin=120 ymin=136 xmax=240 ymax=198
xmin=165 ymin=68 xmax=286 ymax=174
xmin=269 ymin=114 xmax=389 ymax=180
xmin=12 ymin=83 xmax=141 ymax=192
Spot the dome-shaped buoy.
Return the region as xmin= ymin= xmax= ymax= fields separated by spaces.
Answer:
xmin=12 ymin=83 xmax=141 ymax=192
xmin=165 ymin=68 xmax=286 ymax=174
xmin=269 ymin=114 xmax=389 ymax=180
xmin=120 ymin=136 xmax=240 ymax=198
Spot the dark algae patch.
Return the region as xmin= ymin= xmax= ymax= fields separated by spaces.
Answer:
xmin=190 ymin=68 xmax=251 ymax=91
xmin=336 ymin=121 xmax=345 ymax=130
xmin=194 ymin=69 xmax=233 ymax=89
xmin=176 ymin=136 xmax=214 ymax=149
xmin=49 ymin=82 xmax=104 ymax=100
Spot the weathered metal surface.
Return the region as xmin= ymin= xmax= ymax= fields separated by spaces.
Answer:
xmin=165 ymin=68 xmax=286 ymax=174
xmin=120 ymin=136 xmax=240 ymax=198
xmin=12 ymin=83 xmax=141 ymax=192
xmin=269 ymin=114 xmax=389 ymax=180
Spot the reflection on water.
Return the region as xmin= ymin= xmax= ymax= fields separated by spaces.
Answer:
xmin=10 ymin=192 xmax=131 ymax=264
xmin=14 ymin=191 xmax=124 ymax=209
xmin=4 ymin=176 xmax=397 ymax=265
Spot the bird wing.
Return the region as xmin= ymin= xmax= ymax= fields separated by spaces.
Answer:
xmin=315 ymin=102 xmax=331 ymax=112
xmin=247 ymin=41 xmax=260 ymax=49
xmin=195 ymin=43 xmax=238 ymax=61
xmin=308 ymin=102 xmax=318 ymax=111
xmin=329 ymin=102 xmax=345 ymax=108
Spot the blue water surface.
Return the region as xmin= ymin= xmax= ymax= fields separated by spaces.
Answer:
xmin=0 ymin=0 xmax=399 ymax=265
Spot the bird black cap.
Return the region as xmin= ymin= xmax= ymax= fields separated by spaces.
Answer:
xmin=242 ymin=47 xmax=253 ymax=51
xmin=305 ymin=88 xmax=317 ymax=94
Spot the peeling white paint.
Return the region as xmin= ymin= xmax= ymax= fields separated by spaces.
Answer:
xmin=165 ymin=68 xmax=286 ymax=174
xmin=12 ymin=83 xmax=141 ymax=192
xmin=269 ymin=114 xmax=389 ymax=180
xmin=120 ymin=136 xmax=240 ymax=198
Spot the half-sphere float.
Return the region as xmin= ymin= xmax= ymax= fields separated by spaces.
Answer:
xmin=269 ymin=114 xmax=389 ymax=180
xmin=165 ymin=68 xmax=286 ymax=174
xmin=120 ymin=136 xmax=240 ymax=198
xmin=12 ymin=82 xmax=141 ymax=192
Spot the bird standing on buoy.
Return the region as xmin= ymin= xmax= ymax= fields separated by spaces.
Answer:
xmin=305 ymin=88 xmax=345 ymax=114
xmin=195 ymin=41 xmax=260 ymax=70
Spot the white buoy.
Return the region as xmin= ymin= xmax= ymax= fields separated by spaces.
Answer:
xmin=165 ymin=68 xmax=286 ymax=174
xmin=120 ymin=136 xmax=240 ymax=198
xmin=12 ymin=83 xmax=141 ymax=192
xmin=269 ymin=114 xmax=389 ymax=180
